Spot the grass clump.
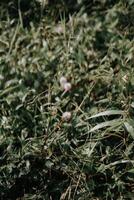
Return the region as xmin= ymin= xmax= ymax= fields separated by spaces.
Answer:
xmin=0 ymin=0 xmax=134 ymax=199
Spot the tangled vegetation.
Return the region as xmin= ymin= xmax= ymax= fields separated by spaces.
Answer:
xmin=0 ymin=0 xmax=134 ymax=199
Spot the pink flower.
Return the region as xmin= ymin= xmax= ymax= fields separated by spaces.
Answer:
xmin=60 ymin=76 xmax=67 ymax=88
xmin=63 ymin=82 xmax=71 ymax=92
xmin=60 ymin=76 xmax=72 ymax=92
xmin=62 ymin=112 xmax=71 ymax=121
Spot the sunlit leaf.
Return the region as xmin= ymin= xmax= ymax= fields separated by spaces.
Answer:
xmin=87 ymin=110 xmax=124 ymax=120
xmin=124 ymin=122 xmax=134 ymax=139
xmin=89 ymin=119 xmax=122 ymax=132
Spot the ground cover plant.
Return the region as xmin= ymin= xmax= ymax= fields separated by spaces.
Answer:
xmin=0 ymin=0 xmax=134 ymax=199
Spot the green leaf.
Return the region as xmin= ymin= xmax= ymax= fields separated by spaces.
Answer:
xmin=45 ymin=160 xmax=54 ymax=169
xmin=131 ymin=102 xmax=134 ymax=108
xmin=124 ymin=122 xmax=134 ymax=140
xmin=0 ymin=85 xmax=20 ymax=97
xmin=87 ymin=110 xmax=124 ymax=120
xmin=89 ymin=119 xmax=122 ymax=132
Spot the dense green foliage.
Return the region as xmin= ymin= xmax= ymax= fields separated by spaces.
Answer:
xmin=0 ymin=0 xmax=134 ymax=199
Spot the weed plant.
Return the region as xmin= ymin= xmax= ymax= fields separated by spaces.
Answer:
xmin=0 ymin=0 xmax=134 ymax=199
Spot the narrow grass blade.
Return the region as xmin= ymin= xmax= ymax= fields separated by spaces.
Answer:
xmin=87 ymin=110 xmax=124 ymax=120
xmin=0 ymin=85 xmax=20 ymax=97
xmin=124 ymin=122 xmax=134 ymax=139
xmin=89 ymin=119 xmax=122 ymax=132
